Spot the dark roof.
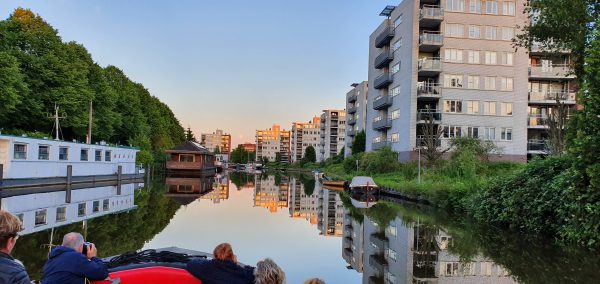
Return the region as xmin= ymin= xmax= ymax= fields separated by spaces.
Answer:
xmin=169 ymin=141 xmax=213 ymax=155
xmin=167 ymin=195 xmax=200 ymax=206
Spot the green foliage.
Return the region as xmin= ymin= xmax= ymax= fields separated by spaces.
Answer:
xmin=213 ymin=146 xmax=220 ymax=154
xmin=136 ymin=150 xmax=154 ymax=166
xmin=275 ymin=152 xmax=282 ymax=163
xmin=343 ymin=153 xmax=363 ymax=173
xmin=230 ymin=145 xmax=255 ymax=164
xmin=185 ymin=127 xmax=197 ymax=142
xmin=351 ymin=130 xmax=366 ymax=155
xmin=298 ymin=174 xmax=315 ymax=195
xmin=301 ymin=145 xmax=317 ymax=164
xmin=359 ymin=147 xmax=400 ymax=175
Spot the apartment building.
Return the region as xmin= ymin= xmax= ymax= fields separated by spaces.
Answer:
xmin=254 ymin=175 xmax=289 ymax=213
xmin=345 ymin=81 xmax=369 ymax=157
xmin=291 ymin=117 xmax=321 ymax=163
xmin=319 ymin=110 xmax=346 ymax=162
xmin=255 ymin=124 xmax=291 ymax=163
xmin=201 ymin=129 xmax=232 ymax=155
xmin=317 ymin=189 xmax=344 ymax=237
xmin=366 ymin=0 xmax=549 ymax=162
xmin=289 ymin=176 xmax=320 ymax=225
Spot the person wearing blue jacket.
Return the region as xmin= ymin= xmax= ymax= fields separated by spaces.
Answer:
xmin=0 ymin=210 xmax=30 ymax=284
xmin=187 ymin=243 xmax=255 ymax=284
xmin=41 ymin=232 xmax=108 ymax=284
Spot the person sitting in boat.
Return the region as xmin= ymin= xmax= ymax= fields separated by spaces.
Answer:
xmin=41 ymin=232 xmax=108 ymax=284
xmin=304 ymin=278 xmax=326 ymax=284
xmin=0 ymin=210 xmax=30 ymax=284
xmin=254 ymin=258 xmax=285 ymax=284
xmin=186 ymin=243 xmax=255 ymax=284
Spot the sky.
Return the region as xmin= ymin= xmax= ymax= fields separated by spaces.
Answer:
xmin=0 ymin=0 xmax=395 ymax=146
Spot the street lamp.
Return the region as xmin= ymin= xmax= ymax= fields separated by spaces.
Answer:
xmin=414 ymin=147 xmax=421 ymax=184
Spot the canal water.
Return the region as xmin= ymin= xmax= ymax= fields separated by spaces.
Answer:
xmin=4 ymin=172 xmax=600 ymax=283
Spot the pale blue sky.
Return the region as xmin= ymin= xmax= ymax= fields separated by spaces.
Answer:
xmin=1 ymin=0 xmax=395 ymax=146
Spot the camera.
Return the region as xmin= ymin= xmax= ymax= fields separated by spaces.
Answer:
xmin=81 ymin=242 xmax=93 ymax=255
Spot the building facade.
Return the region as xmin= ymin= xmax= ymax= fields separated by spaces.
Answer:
xmin=255 ymin=124 xmax=291 ymax=163
xmin=319 ymin=110 xmax=346 ymax=162
xmin=291 ymin=117 xmax=321 ymax=163
xmin=365 ymin=1 xmax=573 ymax=162
xmin=240 ymin=143 xmax=256 ymax=153
xmin=201 ymin=129 xmax=232 ymax=155
xmin=345 ymin=81 xmax=369 ymax=157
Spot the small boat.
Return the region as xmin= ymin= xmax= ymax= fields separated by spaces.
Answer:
xmin=322 ymin=180 xmax=347 ymax=191
xmin=348 ymin=176 xmax=379 ymax=195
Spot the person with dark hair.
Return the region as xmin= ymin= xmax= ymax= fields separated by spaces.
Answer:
xmin=41 ymin=232 xmax=108 ymax=284
xmin=186 ymin=243 xmax=255 ymax=284
xmin=0 ymin=210 xmax=30 ymax=284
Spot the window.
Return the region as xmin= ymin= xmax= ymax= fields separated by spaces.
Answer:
xmin=386 ymin=248 xmax=398 ymax=261
xmin=500 ymin=77 xmax=514 ymax=91
xmin=56 ymin=207 xmax=66 ymax=222
xmin=444 ymin=100 xmax=463 ymax=113
xmin=93 ymin=200 xmax=100 ymax=213
xmin=178 ymin=185 xmax=193 ymax=192
xmin=390 ymin=86 xmax=401 ymax=97
xmin=179 ymin=154 xmax=194 ymax=162
xmin=80 ymin=149 xmax=88 ymax=161
xmin=444 ymin=74 xmax=463 ymax=88
xmin=501 ymin=128 xmax=513 ymax=140
xmin=503 ymin=1 xmax=516 ymax=15
xmin=469 ymin=0 xmax=481 ymax=13
xmin=484 ymin=127 xmax=496 ymax=140
xmin=484 ymin=101 xmax=497 ymax=115
xmin=392 ymin=38 xmax=402 ymax=51
xmin=484 ymin=0 xmax=498 ymax=14
xmin=444 ymin=126 xmax=463 ymax=138
xmin=467 ymin=126 xmax=480 ymax=138
xmin=501 ymin=102 xmax=513 ymax=115
xmin=13 ymin=144 xmax=26 ymax=159
xmin=484 ymin=26 xmax=497 ymax=40
xmin=95 ymin=150 xmax=102 ymax=161
xmin=78 ymin=203 xmax=86 ymax=217
xmin=387 ymin=225 xmax=397 ymax=236
xmin=500 ymin=52 xmax=514 ymax=65
xmin=485 ymin=51 xmax=497 ymax=64
xmin=467 ymin=100 xmax=480 ymax=114
xmin=391 ymin=109 xmax=400 ymax=120
xmin=105 ymin=151 xmax=112 ymax=162
xmin=445 ymin=24 xmax=464 ymax=37
xmin=468 ymin=25 xmax=481 ymax=38
xmin=484 ymin=77 xmax=496 ymax=90
xmin=391 ymin=62 xmax=400 ymax=74
xmin=467 ymin=75 xmax=480 ymax=89
xmin=385 ymin=272 xmax=397 ymax=284
xmin=393 ymin=14 xmax=403 ymax=27
xmin=35 ymin=209 xmax=47 ymax=226
xmin=467 ymin=50 xmax=480 ymax=64
xmin=103 ymin=199 xmax=109 ymax=211
xmin=444 ymin=49 xmax=463 ymax=62
xmin=446 ymin=0 xmax=465 ymax=12
xmin=59 ymin=147 xmax=68 ymax=160
xmin=501 ymin=27 xmax=514 ymax=41
xmin=38 ymin=145 xmax=50 ymax=160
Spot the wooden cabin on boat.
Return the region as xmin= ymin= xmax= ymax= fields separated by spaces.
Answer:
xmin=165 ymin=141 xmax=216 ymax=176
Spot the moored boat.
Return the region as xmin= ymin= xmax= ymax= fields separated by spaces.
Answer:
xmin=348 ymin=176 xmax=379 ymax=195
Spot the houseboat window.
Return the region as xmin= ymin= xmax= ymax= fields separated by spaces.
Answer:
xmin=178 ymin=185 xmax=193 ymax=192
xmin=78 ymin=203 xmax=86 ymax=217
xmin=95 ymin=150 xmax=102 ymax=161
xmin=80 ymin=149 xmax=89 ymax=161
xmin=59 ymin=147 xmax=69 ymax=160
xmin=13 ymin=144 xmax=27 ymax=159
xmin=179 ymin=154 xmax=194 ymax=162
xmin=56 ymin=207 xmax=67 ymax=222
xmin=35 ymin=209 xmax=47 ymax=226
xmin=103 ymin=199 xmax=109 ymax=211
xmin=15 ymin=213 xmax=24 ymax=223
xmin=105 ymin=151 xmax=112 ymax=161
xmin=38 ymin=145 xmax=50 ymax=160
xmin=93 ymin=200 xmax=100 ymax=213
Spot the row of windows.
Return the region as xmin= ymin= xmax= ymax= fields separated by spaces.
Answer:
xmin=32 ymin=199 xmax=112 ymax=226
xmin=444 ymin=74 xmax=514 ymax=91
xmin=444 ymin=49 xmax=514 ymax=65
xmin=13 ymin=144 xmax=115 ymax=162
xmin=446 ymin=0 xmax=516 ymax=16
xmin=442 ymin=125 xmax=513 ymax=141
xmin=446 ymin=23 xmax=515 ymax=41
xmin=444 ymin=100 xmax=513 ymax=116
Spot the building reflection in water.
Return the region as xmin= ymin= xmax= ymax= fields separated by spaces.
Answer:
xmin=254 ymin=175 xmax=289 ymax=213
xmin=199 ymin=174 xmax=230 ymax=203
xmin=342 ymin=196 xmax=517 ymax=284
xmin=165 ymin=174 xmax=230 ymax=205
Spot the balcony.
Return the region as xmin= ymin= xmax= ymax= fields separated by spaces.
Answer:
xmin=347 ymin=91 xmax=357 ymax=103
xmin=369 ymin=254 xmax=388 ymax=271
xmin=418 ymin=57 xmax=442 ymax=76
xmin=416 ymin=110 xmax=442 ymax=122
xmin=347 ymin=105 xmax=357 ymax=114
xmin=373 ymin=95 xmax=393 ymax=110
xmin=529 ymin=64 xmax=576 ymax=80
xmin=370 ymin=233 xmax=388 ymax=249
xmin=343 ymin=248 xmax=353 ymax=261
xmin=375 ymin=23 xmax=395 ymax=48
xmin=374 ymin=49 xmax=394 ymax=69
xmin=417 ymin=82 xmax=442 ymax=100
xmin=348 ymin=116 xmax=357 ymax=125
xmin=419 ymin=5 xmax=444 ymax=28
xmin=372 ymin=140 xmax=390 ymax=150
xmin=368 ymin=276 xmax=384 ymax=284
xmin=528 ymin=90 xmax=576 ymax=105
xmin=419 ymin=31 xmax=443 ymax=52
xmin=374 ymin=73 xmax=393 ymax=89
xmin=527 ymin=115 xmax=549 ymax=128
xmin=528 ymin=139 xmax=548 ymax=154
xmin=372 ymin=116 xmax=392 ymax=130
xmin=347 ymin=129 xmax=356 ymax=136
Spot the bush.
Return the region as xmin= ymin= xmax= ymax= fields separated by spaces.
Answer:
xmin=359 ymin=147 xmax=400 ymax=174
xmin=343 ymin=153 xmax=363 ymax=173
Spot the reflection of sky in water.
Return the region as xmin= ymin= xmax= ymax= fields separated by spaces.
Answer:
xmin=143 ymin=182 xmax=360 ymax=284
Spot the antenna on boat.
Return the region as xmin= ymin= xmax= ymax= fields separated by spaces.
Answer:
xmin=48 ymin=104 xmax=67 ymax=141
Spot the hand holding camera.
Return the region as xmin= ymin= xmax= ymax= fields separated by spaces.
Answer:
xmin=81 ymin=242 xmax=98 ymax=259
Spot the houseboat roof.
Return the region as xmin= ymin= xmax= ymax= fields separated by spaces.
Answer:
xmin=0 ymin=134 xmax=139 ymax=150
xmin=165 ymin=141 xmax=214 ymax=155
xmin=349 ymin=176 xmax=379 ymax=188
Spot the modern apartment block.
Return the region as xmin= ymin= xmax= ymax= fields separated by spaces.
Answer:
xmin=201 ymin=129 xmax=231 ymax=155
xmin=291 ymin=116 xmax=321 ymax=163
xmin=255 ymin=124 xmax=291 ymax=163
xmin=319 ymin=110 xmax=346 ymax=162
xmin=345 ymin=81 xmax=369 ymax=157
xmin=366 ymin=0 xmax=567 ymax=162
xmin=253 ymin=175 xmax=289 ymax=213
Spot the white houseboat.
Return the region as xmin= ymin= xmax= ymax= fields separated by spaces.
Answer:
xmin=0 ymin=134 xmax=140 ymax=181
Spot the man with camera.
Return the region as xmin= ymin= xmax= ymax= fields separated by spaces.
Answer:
xmin=41 ymin=232 xmax=108 ymax=284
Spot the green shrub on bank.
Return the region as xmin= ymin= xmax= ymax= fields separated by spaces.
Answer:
xmin=359 ymin=147 xmax=400 ymax=174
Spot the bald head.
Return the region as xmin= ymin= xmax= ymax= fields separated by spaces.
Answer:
xmin=62 ymin=232 xmax=84 ymax=251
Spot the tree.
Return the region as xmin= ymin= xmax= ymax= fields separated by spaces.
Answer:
xmin=351 ymin=130 xmax=366 ymax=155
xmin=302 ymin=145 xmax=317 ymax=163
xmin=275 ymin=152 xmax=282 ymax=163
xmin=214 ymin=146 xmax=220 ymax=154
xmin=185 ymin=127 xmax=197 ymax=142
xmin=546 ymin=97 xmax=570 ymax=155
xmin=0 ymin=52 xmax=27 ymax=123
xmin=419 ymin=107 xmax=448 ymax=167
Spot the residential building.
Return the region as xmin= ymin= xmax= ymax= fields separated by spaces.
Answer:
xmin=317 ymin=189 xmax=344 ymax=237
xmin=255 ymin=124 xmax=291 ymax=163
xmin=288 ymin=176 xmax=320 ymax=225
xmin=201 ymin=129 xmax=232 ymax=155
xmin=291 ymin=116 xmax=321 ymax=163
xmin=254 ymin=175 xmax=289 ymax=213
xmin=342 ymin=212 xmax=364 ymax=273
xmin=365 ymin=1 xmax=568 ymax=162
xmin=319 ymin=110 xmax=346 ymax=162
xmin=345 ymin=81 xmax=369 ymax=157
xmin=240 ymin=143 xmax=256 ymax=153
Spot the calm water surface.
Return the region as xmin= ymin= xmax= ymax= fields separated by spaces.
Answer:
xmin=5 ymin=172 xmax=600 ymax=283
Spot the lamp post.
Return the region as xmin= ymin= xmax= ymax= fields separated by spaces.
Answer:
xmin=414 ymin=147 xmax=421 ymax=184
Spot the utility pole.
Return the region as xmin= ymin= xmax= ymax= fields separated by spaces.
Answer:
xmin=48 ymin=104 xmax=66 ymax=141
xmin=86 ymin=100 xmax=93 ymax=144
